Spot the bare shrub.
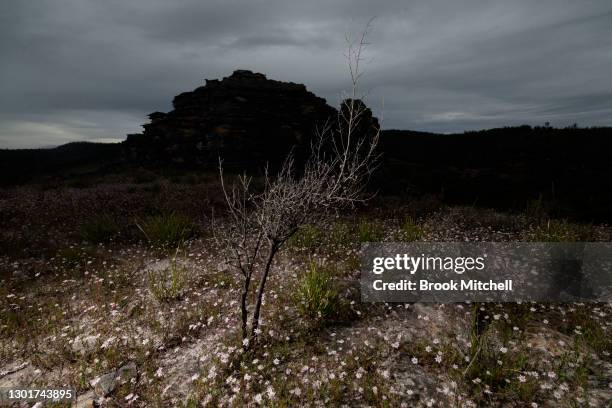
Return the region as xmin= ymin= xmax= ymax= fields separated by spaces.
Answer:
xmin=215 ymin=25 xmax=381 ymax=349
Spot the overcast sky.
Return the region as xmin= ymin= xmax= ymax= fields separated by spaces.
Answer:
xmin=1 ymin=0 xmax=611 ymax=148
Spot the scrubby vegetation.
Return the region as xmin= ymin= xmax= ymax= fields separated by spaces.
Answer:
xmin=0 ymin=174 xmax=610 ymax=407
xmin=80 ymin=213 xmax=121 ymax=243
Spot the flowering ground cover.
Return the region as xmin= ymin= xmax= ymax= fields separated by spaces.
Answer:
xmin=1 ymin=174 xmax=610 ymax=407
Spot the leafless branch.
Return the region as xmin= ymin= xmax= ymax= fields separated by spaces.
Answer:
xmin=213 ymin=23 xmax=381 ymax=350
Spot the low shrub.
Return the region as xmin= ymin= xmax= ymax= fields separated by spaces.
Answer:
xmin=80 ymin=213 xmax=121 ymax=243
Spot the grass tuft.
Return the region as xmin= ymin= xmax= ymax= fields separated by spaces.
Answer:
xmin=148 ymin=249 xmax=188 ymax=301
xmin=137 ymin=213 xmax=193 ymax=246
xmin=295 ymin=262 xmax=339 ymax=322
xmin=357 ymin=220 xmax=383 ymax=242
xmin=531 ymin=219 xmax=593 ymax=242
xmin=399 ymin=216 xmax=423 ymax=241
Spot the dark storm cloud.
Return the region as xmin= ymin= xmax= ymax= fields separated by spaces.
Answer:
xmin=1 ymin=0 xmax=611 ymax=147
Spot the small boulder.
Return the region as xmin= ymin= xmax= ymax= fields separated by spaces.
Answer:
xmin=91 ymin=361 xmax=138 ymax=397
xmin=92 ymin=371 xmax=116 ymax=397
xmin=73 ymin=390 xmax=96 ymax=408
xmin=116 ymin=361 xmax=138 ymax=383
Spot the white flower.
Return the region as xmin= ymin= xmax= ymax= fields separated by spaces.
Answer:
xmin=435 ymin=355 xmax=442 ymax=364
xmin=499 ymin=347 xmax=508 ymax=354
xmin=207 ymin=366 xmax=218 ymax=380
xmin=518 ymin=375 xmax=527 ymax=383
xmin=254 ymin=393 xmax=262 ymax=404
xmin=101 ymin=336 xmax=116 ymax=349
xmin=411 ymin=357 xmax=418 ymax=364
xmin=266 ymin=386 xmax=276 ymax=399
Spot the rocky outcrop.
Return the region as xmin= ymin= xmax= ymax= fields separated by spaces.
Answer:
xmin=125 ymin=70 xmax=373 ymax=168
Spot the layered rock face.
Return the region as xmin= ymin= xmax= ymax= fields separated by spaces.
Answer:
xmin=125 ymin=70 xmax=350 ymax=168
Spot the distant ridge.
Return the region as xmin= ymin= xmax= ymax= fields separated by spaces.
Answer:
xmin=0 ymin=142 xmax=122 ymax=185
